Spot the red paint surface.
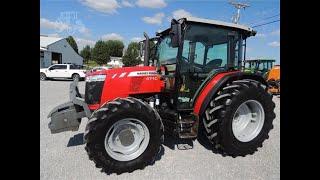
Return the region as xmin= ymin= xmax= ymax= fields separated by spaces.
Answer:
xmin=86 ymin=66 xmax=165 ymax=110
xmin=88 ymin=104 xmax=100 ymax=110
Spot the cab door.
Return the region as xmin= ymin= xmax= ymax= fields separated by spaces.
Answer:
xmin=176 ymin=41 xmax=207 ymax=109
xmin=176 ymin=34 xmax=233 ymax=110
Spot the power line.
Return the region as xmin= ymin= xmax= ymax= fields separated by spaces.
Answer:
xmin=248 ymin=14 xmax=280 ymax=25
xmin=262 ymin=14 xmax=280 ymax=20
xmin=252 ymin=19 xmax=280 ymax=28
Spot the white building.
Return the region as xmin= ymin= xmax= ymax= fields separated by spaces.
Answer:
xmin=107 ymin=56 xmax=124 ymax=68
xmin=40 ymin=35 xmax=83 ymax=68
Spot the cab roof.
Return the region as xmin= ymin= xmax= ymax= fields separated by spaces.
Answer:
xmin=183 ymin=17 xmax=254 ymax=33
xmin=157 ymin=17 xmax=256 ymax=36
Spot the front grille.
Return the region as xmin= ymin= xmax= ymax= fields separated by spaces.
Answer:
xmin=85 ymin=81 xmax=104 ymax=104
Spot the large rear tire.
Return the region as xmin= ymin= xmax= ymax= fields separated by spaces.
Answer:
xmin=84 ymin=97 xmax=164 ymax=174
xmin=202 ymin=79 xmax=276 ymax=157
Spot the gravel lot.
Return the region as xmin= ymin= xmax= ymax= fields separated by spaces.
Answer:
xmin=40 ymin=80 xmax=280 ymax=180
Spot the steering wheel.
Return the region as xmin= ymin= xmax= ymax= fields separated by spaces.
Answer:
xmin=182 ymin=56 xmax=188 ymax=61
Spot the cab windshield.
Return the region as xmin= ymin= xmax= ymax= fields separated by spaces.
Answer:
xmin=156 ymin=35 xmax=178 ymax=64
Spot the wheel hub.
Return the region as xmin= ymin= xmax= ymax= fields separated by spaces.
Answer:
xmin=232 ymin=100 xmax=265 ymax=142
xmin=118 ymin=129 xmax=135 ymax=146
xmin=104 ymin=118 xmax=150 ymax=161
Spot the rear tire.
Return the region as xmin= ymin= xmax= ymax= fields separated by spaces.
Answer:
xmin=84 ymin=97 xmax=164 ymax=174
xmin=202 ymin=79 xmax=276 ymax=157
xmin=276 ymin=80 xmax=280 ymax=94
xmin=267 ymin=79 xmax=280 ymax=95
xmin=72 ymin=73 xmax=80 ymax=81
xmin=40 ymin=73 xmax=46 ymax=81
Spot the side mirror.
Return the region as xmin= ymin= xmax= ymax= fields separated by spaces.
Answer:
xmin=170 ymin=19 xmax=181 ymax=48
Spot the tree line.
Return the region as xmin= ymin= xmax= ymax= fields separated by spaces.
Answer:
xmin=66 ymin=36 xmax=142 ymax=67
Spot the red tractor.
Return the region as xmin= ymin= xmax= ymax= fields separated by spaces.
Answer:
xmin=48 ymin=17 xmax=275 ymax=174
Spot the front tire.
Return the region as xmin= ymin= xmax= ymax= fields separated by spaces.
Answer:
xmin=84 ymin=97 xmax=164 ymax=174
xmin=202 ymin=79 xmax=276 ymax=157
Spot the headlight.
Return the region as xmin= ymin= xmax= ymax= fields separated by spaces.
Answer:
xmin=86 ymin=74 xmax=106 ymax=82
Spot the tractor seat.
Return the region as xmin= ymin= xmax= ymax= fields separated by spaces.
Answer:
xmin=205 ymin=59 xmax=222 ymax=71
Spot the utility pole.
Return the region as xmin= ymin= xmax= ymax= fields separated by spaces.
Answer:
xmin=229 ymin=1 xmax=250 ymax=24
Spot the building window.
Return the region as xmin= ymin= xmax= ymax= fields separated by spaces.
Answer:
xmin=40 ymin=51 xmax=44 ymax=58
xmin=52 ymin=52 xmax=62 ymax=64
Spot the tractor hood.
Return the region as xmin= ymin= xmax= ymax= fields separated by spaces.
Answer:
xmin=85 ymin=66 xmax=165 ymax=110
xmin=107 ymin=66 xmax=159 ymax=77
xmin=86 ymin=66 xmax=158 ymax=77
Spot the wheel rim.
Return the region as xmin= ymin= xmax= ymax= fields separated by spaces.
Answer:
xmin=73 ymin=75 xmax=79 ymax=81
xmin=104 ymin=118 xmax=150 ymax=161
xmin=232 ymin=100 xmax=265 ymax=142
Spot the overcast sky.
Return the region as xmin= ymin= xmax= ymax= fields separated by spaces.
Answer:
xmin=40 ymin=0 xmax=280 ymax=64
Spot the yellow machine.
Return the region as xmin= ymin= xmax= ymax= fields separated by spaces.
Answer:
xmin=266 ymin=65 xmax=280 ymax=94
xmin=244 ymin=59 xmax=280 ymax=95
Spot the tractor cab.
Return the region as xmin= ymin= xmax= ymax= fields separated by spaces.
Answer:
xmin=245 ymin=59 xmax=276 ymax=76
xmin=144 ymin=17 xmax=256 ymax=110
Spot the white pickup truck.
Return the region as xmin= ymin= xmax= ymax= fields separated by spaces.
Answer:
xmin=40 ymin=64 xmax=86 ymax=81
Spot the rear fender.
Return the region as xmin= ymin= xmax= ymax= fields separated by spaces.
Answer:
xmin=194 ymin=72 xmax=267 ymax=116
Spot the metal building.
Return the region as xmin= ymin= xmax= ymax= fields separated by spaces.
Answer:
xmin=40 ymin=35 xmax=83 ymax=68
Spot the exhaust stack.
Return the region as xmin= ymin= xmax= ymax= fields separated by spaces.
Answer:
xmin=143 ymin=32 xmax=149 ymax=66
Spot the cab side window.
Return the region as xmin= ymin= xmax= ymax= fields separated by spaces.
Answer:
xmin=206 ymin=43 xmax=228 ymax=68
xmin=181 ymin=40 xmax=190 ymax=62
xmin=158 ymin=37 xmax=178 ymax=63
xmin=181 ymin=41 xmax=206 ymax=66
xmin=194 ymin=42 xmax=205 ymax=66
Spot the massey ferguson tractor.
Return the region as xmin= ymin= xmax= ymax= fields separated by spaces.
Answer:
xmin=48 ymin=17 xmax=276 ymax=174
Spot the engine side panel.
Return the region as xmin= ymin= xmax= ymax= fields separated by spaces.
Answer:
xmin=99 ymin=66 xmax=165 ymax=108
